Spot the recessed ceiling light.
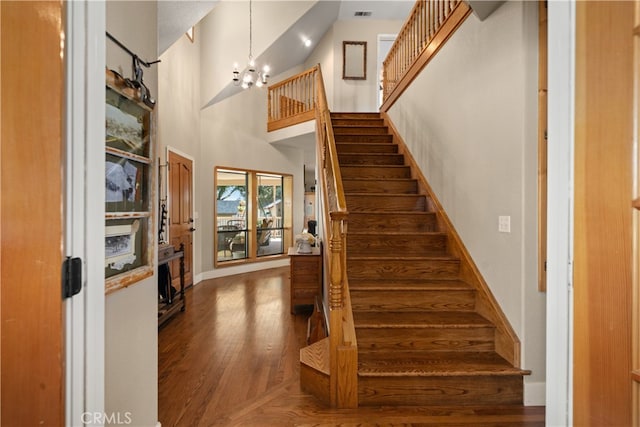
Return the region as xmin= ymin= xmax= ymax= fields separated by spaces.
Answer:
xmin=354 ymin=11 xmax=372 ymax=17
xmin=304 ymin=38 xmax=312 ymax=47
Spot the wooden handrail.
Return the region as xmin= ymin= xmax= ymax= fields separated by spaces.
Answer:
xmin=313 ymin=65 xmax=358 ymax=407
xmin=269 ymin=64 xmax=357 ymax=407
xmin=381 ymin=0 xmax=469 ymax=107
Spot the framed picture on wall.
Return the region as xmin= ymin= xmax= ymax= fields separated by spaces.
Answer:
xmin=343 ymin=41 xmax=367 ymax=80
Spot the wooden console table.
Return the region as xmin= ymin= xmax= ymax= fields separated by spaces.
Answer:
xmin=288 ymin=247 xmax=321 ymax=314
xmin=158 ymin=244 xmax=185 ymax=327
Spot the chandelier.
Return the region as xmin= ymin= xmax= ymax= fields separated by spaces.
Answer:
xmin=232 ymin=0 xmax=270 ymax=89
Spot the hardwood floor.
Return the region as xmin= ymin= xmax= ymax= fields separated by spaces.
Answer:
xmin=158 ymin=267 xmax=544 ymax=426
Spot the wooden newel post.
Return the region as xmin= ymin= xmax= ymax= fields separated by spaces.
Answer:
xmin=329 ymin=217 xmax=345 ymax=405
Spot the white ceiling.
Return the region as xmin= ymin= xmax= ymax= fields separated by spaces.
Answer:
xmin=158 ymin=0 xmax=219 ymax=55
xmin=337 ymin=0 xmax=414 ymax=21
xmin=158 ymin=1 xmax=414 ymax=57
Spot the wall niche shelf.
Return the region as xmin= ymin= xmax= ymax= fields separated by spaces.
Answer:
xmin=105 ymin=69 xmax=156 ymax=294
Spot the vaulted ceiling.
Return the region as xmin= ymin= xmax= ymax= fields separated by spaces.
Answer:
xmin=158 ymin=0 xmax=414 ymax=57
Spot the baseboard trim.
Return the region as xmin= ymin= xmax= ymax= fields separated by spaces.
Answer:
xmin=194 ymin=272 xmax=204 ymax=286
xmin=524 ymin=381 xmax=546 ymax=406
xmin=200 ymin=259 xmax=290 ymax=282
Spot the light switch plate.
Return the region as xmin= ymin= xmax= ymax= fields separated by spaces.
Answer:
xmin=498 ymin=216 xmax=511 ymax=233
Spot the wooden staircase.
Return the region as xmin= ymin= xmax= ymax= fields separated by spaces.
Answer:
xmin=330 ymin=111 xmax=530 ymax=406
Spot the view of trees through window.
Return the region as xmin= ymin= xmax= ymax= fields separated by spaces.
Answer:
xmin=215 ymin=168 xmax=292 ymax=264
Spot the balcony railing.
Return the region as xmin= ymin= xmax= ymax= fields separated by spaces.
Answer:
xmin=267 ymin=67 xmax=317 ymax=132
xmin=381 ymin=0 xmax=471 ymax=110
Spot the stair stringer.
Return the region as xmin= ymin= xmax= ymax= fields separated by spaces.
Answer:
xmin=381 ymin=112 xmax=521 ymax=367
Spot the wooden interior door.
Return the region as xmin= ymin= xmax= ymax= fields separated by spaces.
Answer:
xmin=169 ymin=150 xmax=194 ymax=288
xmin=632 ymin=1 xmax=640 ymax=423
xmin=574 ymin=1 xmax=634 ymax=425
xmin=1 ymin=1 xmax=65 ymax=424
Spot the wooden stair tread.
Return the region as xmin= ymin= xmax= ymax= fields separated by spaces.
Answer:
xmin=349 ymin=279 xmax=473 ymax=291
xmin=342 ymin=178 xmax=416 ymax=183
xmin=358 ymin=352 xmax=530 ymax=377
xmin=348 ymin=231 xmax=446 ymax=237
xmin=349 ymin=254 xmax=454 ymax=261
xmin=336 ymin=142 xmax=394 ymax=147
xmin=354 ymin=311 xmax=492 ymax=328
xmin=300 ymin=337 xmax=330 ymax=375
xmin=334 ymin=124 xmax=387 ymax=128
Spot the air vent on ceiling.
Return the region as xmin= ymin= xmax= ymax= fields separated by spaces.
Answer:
xmin=354 ymin=11 xmax=372 ymax=17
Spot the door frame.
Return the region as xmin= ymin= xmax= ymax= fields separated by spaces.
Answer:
xmin=65 ymin=1 xmax=106 ymax=424
xmin=545 ymin=1 xmax=575 ymax=425
xmin=166 ymin=146 xmax=196 ymax=284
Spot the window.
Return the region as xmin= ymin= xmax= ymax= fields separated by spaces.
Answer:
xmin=214 ymin=167 xmax=292 ymax=265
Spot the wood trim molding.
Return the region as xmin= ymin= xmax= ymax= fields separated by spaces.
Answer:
xmin=267 ymin=111 xmax=315 ymax=132
xmin=380 ymin=1 xmax=471 ymax=113
xmin=538 ymin=0 xmax=548 ymax=292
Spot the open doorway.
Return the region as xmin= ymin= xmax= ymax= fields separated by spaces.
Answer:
xmin=377 ymin=34 xmax=396 ymax=110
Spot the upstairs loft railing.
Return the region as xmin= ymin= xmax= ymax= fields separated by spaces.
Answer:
xmin=267 ymin=67 xmax=317 ymax=132
xmin=381 ymin=0 xmax=471 ymax=110
xmin=267 ymin=65 xmax=358 ymax=407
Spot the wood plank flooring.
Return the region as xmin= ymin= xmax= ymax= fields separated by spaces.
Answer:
xmin=158 ymin=267 xmax=545 ymax=426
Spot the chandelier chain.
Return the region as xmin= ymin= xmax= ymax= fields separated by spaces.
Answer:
xmin=232 ymin=0 xmax=268 ymax=89
xmin=249 ymin=0 xmax=253 ymax=59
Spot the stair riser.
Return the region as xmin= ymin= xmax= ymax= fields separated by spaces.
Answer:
xmin=355 ymin=327 xmax=495 ymax=352
xmin=339 ymin=154 xmax=405 ymax=166
xmin=334 ymin=134 xmax=393 ymax=143
xmin=331 ymin=113 xmax=381 ymax=120
xmin=343 ymin=180 xmax=417 ymax=194
xmin=341 ymin=166 xmax=411 ymax=179
xmin=347 ymin=259 xmax=460 ymax=280
xmin=351 ymin=290 xmax=475 ymax=312
xmin=332 ymin=118 xmax=384 ymax=126
xmin=346 ymin=195 xmax=426 ymax=212
xmin=348 ymin=233 xmax=447 ymax=254
xmin=348 ymin=213 xmax=437 ymax=232
xmin=358 ymin=376 xmax=523 ymax=406
xmin=333 ymin=126 xmax=389 ymax=135
xmin=336 ymin=143 xmax=398 ymax=154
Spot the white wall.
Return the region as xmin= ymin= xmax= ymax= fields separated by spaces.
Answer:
xmin=331 ymin=20 xmax=403 ymax=112
xmin=199 ymin=0 xmax=315 ymax=105
xmin=105 ymin=1 xmax=158 ymax=425
xmin=157 ymin=26 xmax=203 ymax=279
xmin=304 ymin=19 xmax=404 ymax=112
xmin=387 ymin=1 xmax=545 ymax=404
xmin=304 ymin=25 xmax=335 ymax=108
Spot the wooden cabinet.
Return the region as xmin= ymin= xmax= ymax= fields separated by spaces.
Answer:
xmin=288 ymin=247 xmax=321 ymax=313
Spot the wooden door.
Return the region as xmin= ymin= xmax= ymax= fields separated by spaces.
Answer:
xmin=632 ymin=1 xmax=640 ymax=423
xmin=574 ymin=2 xmax=634 ymax=425
xmin=1 ymin=1 xmax=65 ymax=425
xmin=169 ymin=151 xmax=194 ymax=287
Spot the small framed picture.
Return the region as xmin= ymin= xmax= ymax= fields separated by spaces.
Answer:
xmin=105 ymin=219 xmax=140 ymax=273
xmin=105 ymin=154 xmax=147 ymax=212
